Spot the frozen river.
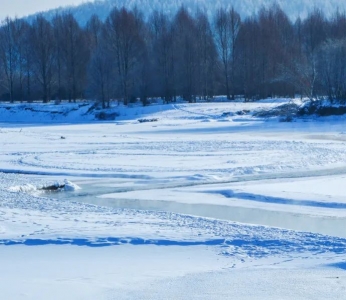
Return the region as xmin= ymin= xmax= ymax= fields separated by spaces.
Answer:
xmin=50 ymin=176 xmax=346 ymax=238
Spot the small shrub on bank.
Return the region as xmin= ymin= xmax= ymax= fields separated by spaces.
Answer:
xmin=95 ymin=112 xmax=119 ymax=120
xmin=298 ymin=101 xmax=346 ymax=117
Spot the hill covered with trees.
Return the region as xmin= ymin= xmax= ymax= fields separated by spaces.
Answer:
xmin=37 ymin=0 xmax=346 ymax=25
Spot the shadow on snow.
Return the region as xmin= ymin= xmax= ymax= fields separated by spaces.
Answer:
xmin=211 ymin=190 xmax=346 ymax=209
xmin=1 ymin=237 xmax=346 ymax=258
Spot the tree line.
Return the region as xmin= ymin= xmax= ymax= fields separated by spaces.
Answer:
xmin=1 ymin=4 xmax=346 ymax=107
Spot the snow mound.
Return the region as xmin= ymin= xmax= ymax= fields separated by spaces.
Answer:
xmin=7 ymin=180 xmax=81 ymax=194
xmin=41 ymin=180 xmax=81 ymax=192
xmin=63 ymin=180 xmax=81 ymax=191
xmin=8 ymin=184 xmax=37 ymax=193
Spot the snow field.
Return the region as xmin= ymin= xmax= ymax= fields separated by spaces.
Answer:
xmin=2 ymin=101 xmax=346 ymax=299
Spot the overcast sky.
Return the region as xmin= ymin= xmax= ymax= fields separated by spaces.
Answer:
xmin=1 ymin=0 xmax=88 ymax=19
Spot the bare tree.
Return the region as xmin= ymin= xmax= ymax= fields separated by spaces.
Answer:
xmin=0 ymin=18 xmax=15 ymax=102
xmin=89 ymin=44 xmax=115 ymax=108
xmin=87 ymin=17 xmax=115 ymax=109
xmin=318 ymin=39 xmax=346 ymax=102
xmin=0 ymin=18 xmax=19 ymax=102
xmin=55 ymin=13 xmax=89 ymax=102
xmin=149 ymin=11 xmax=175 ymax=102
xmin=172 ymin=7 xmax=199 ymax=102
xmin=330 ymin=10 xmax=346 ymax=40
xmin=214 ymin=7 xmax=241 ymax=100
xmin=20 ymin=20 xmax=33 ymax=102
xmin=237 ymin=16 xmax=261 ymax=100
xmin=300 ymin=9 xmax=328 ymax=99
xmin=52 ymin=14 xmax=65 ymax=101
xmin=30 ymin=15 xmax=55 ymax=103
xmin=104 ymin=8 xmax=145 ymax=105
xmin=86 ymin=14 xmax=103 ymax=50
xmin=257 ymin=4 xmax=295 ymax=98
xmin=195 ymin=10 xmax=218 ymax=100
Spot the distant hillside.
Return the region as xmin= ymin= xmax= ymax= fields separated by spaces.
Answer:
xmin=31 ymin=0 xmax=346 ymax=25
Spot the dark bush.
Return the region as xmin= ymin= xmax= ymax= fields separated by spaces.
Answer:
xmin=298 ymin=102 xmax=346 ymax=116
xmin=95 ymin=112 xmax=119 ymax=120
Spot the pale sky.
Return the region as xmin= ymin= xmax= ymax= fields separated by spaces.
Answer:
xmin=0 ymin=0 xmax=89 ymax=19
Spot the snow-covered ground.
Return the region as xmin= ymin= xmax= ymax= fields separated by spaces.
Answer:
xmin=1 ymin=100 xmax=346 ymax=299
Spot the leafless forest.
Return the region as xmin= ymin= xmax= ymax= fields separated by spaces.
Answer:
xmin=1 ymin=4 xmax=346 ymax=107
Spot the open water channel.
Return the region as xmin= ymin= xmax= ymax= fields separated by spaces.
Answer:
xmin=51 ymin=178 xmax=346 ymax=239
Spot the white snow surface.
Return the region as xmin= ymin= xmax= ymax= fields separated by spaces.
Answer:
xmin=1 ymin=100 xmax=346 ymax=299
